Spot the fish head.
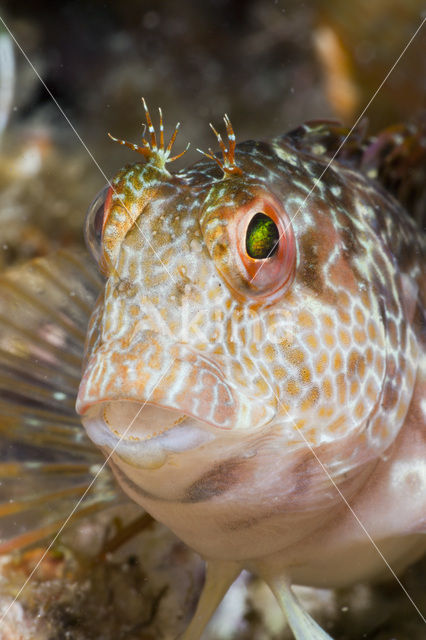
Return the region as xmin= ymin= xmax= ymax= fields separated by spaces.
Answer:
xmin=77 ymin=160 xmax=280 ymax=476
xmin=76 ymin=115 xmax=415 ymax=515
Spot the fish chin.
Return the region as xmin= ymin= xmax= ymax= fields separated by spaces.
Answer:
xmin=81 ymin=401 xmax=215 ymax=469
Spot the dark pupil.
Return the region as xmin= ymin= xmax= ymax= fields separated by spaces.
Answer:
xmin=93 ymin=200 xmax=105 ymax=242
xmin=246 ymin=213 xmax=279 ymax=259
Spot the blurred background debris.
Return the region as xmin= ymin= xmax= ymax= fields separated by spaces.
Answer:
xmin=0 ymin=0 xmax=424 ymax=264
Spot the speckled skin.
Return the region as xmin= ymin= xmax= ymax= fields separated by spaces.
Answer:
xmin=77 ymin=114 xmax=425 ymax=614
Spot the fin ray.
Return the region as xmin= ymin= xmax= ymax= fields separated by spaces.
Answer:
xmin=0 ymin=249 xmax=124 ymax=553
xmin=265 ymin=573 xmax=333 ymax=639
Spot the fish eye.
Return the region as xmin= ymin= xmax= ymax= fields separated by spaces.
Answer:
xmin=201 ymin=189 xmax=296 ymax=303
xmin=246 ymin=212 xmax=280 ymax=259
xmin=84 ymin=184 xmax=112 ymax=265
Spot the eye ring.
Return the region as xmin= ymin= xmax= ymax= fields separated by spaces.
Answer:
xmin=233 ymin=195 xmax=296 ymax=301
xmin=201 ymin=188 xmax=296 ymax=304
xmin=245 ymin=212 xmax=280 ymax=260
xmin=84 ymin=184 xmax=112 ymax=266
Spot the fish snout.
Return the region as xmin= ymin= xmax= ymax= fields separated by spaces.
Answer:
xmin=76 ymin=335 xmax=240 ymax=431
xmin=76 ymin=333 xmax=274 ymax=463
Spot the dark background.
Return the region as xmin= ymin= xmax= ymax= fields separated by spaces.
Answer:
xmin=0 ymin=0 xmax=424 ymax=269
xmin=3 ymin=0 xmax=425 ymax=170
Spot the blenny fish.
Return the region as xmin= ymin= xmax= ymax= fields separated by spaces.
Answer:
xmin=0 ymin=101 xmax=425 ymax=639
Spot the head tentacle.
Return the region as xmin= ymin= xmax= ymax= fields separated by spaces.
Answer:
xmin=197 ymin=114 xmax=243 ymax=177
xmin=108 ymin=97 xmax=190 ymax=170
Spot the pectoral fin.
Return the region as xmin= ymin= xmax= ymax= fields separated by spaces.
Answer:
xmin=265 ymin=573 xmax=333 ymax=640
xmin=179 ymin=560 xmax=241 ymax=640
xmin=0 ymin=249 xmax=122 ymax=553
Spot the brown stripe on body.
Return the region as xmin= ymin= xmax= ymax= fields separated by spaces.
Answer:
xmin=184 ymin=457 xmax=247 ymax=503
xmin=110 ymin=457 xmax=248 ymax=506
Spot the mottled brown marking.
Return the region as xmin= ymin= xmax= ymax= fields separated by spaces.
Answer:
xmin=114 ymin=279 xmax=138 ymax=298
xmin=382 ymin=382 xmax=399 ymax=410
xmin=339 ymin=215 xmax=360 ymax=261
xmin=348 ymin=350 xmax=364 ymax=378
xmin=299 ymin=232 xmax=323 ymax=294
xmin=388 ymin=318 xmax=398 ymax=349
xmin=213 ymin=241 xmax=228 ymax=259
xmin=185 ymin=458 xmax=246 ymax=502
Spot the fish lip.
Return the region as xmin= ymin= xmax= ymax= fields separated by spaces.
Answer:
xmin=83 ymin=398 xmax=221 ymax=439
xmin=78 ymin=393 xmax=236 ymax=431
xmin=81 ymin=399 xmax=216 ymax=457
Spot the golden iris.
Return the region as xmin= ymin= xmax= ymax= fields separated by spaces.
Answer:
xmin=246 ymin=213 xmax=279 ymax=259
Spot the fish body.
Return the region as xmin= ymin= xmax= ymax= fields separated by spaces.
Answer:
xmin=1 ymin=109 xmax=425 ymax=639
xmin=75 ymin=110 xmax=426 ymax=637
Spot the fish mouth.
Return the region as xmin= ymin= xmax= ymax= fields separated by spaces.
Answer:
xmin=76 ymin=340 xmax=241 ymax=429
xmin=82 ymin=400 xmax=216 ymax=468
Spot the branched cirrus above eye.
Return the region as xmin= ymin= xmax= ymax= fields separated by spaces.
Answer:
xmin=246 ymin=212 xmax=280 ymax=259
